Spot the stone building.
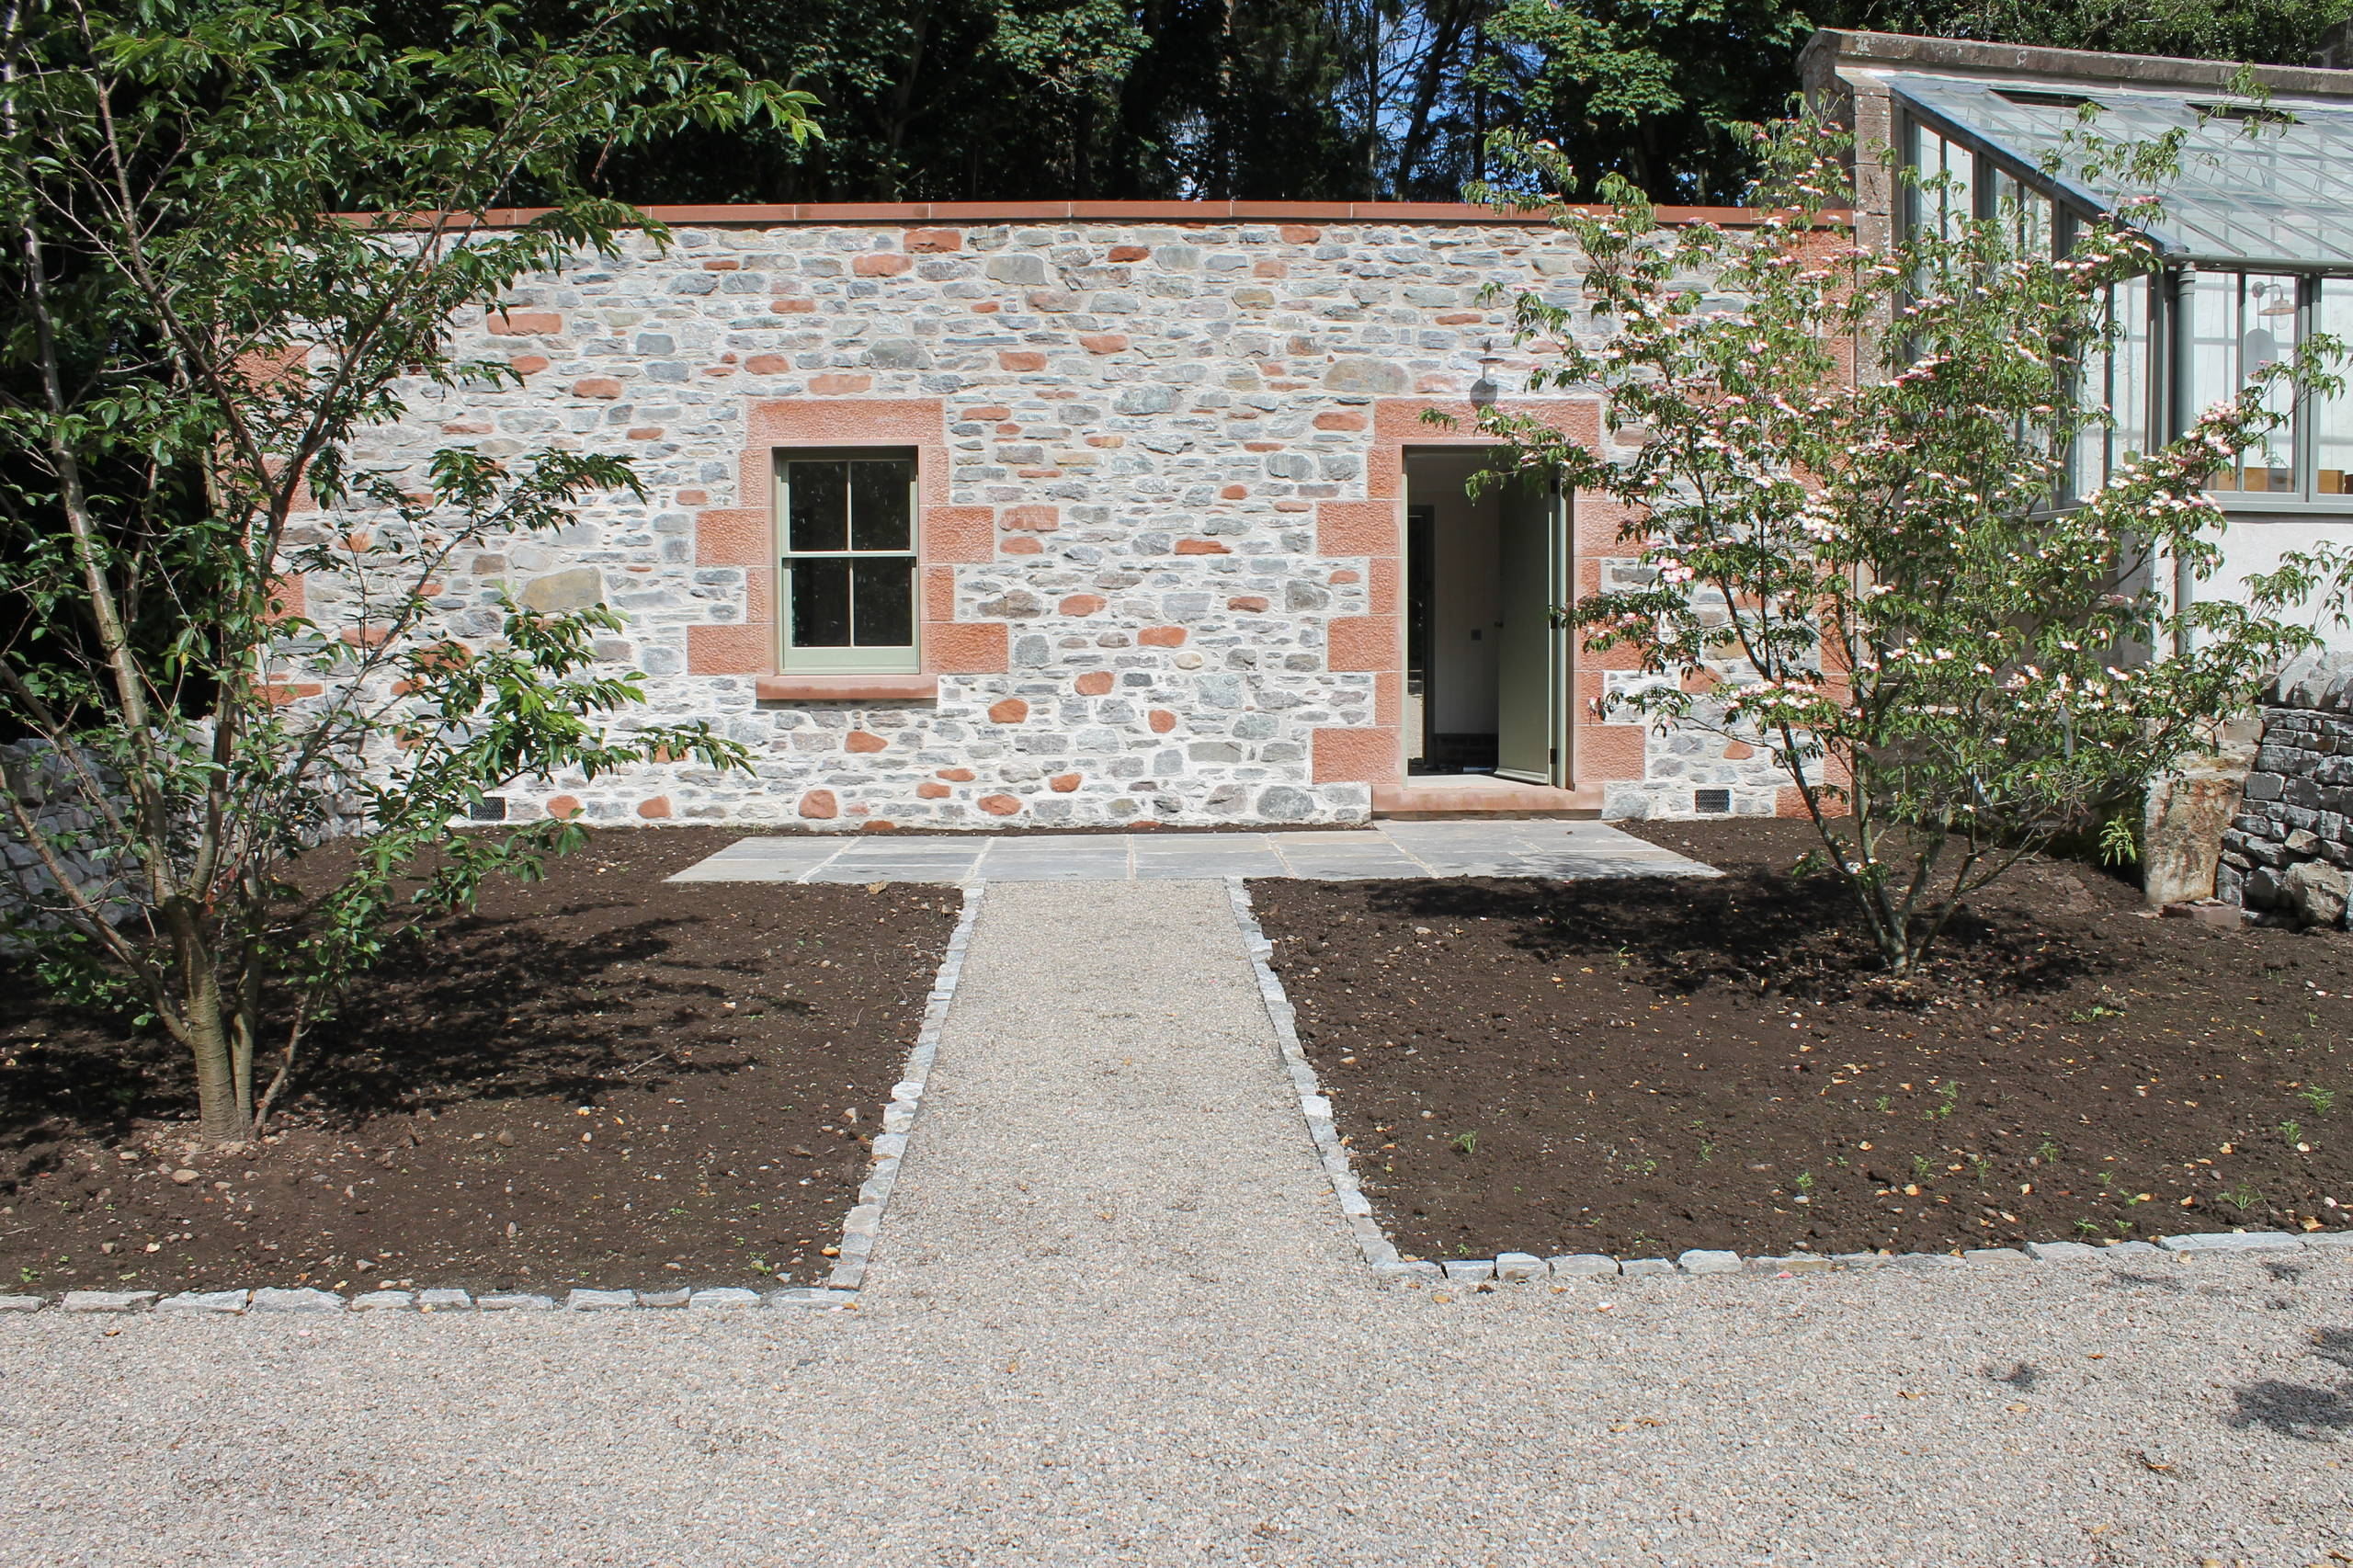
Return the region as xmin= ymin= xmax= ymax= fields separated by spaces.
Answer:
xmin=325 ymin=201 xmax=1798 ymax=831
xmin=320 ymin=29 xmax=2353 ymax=835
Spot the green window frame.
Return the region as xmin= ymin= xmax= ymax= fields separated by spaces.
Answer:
xmin=776 ymin=449 xmax=920 ymax=674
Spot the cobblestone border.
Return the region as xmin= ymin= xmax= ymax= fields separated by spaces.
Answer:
xmin=0 ymin=884 xmax=986 ymax=1320
xmin=1225 ymin=878 xmax=2353 ymax=1288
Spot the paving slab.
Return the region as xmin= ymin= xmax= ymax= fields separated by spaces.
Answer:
xmin=665 ymin=823 xmax=1715 ymax=884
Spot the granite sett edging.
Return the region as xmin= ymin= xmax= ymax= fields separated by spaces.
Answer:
xmin=1223 ymin=878 xmax=2353 ymax=1288
xmin=0 ymin=883 xmax=987 ymax=1322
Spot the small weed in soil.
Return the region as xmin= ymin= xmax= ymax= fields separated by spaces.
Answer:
xmin=0 ymin=827 xmax=955 ymax=1294
xmin=1249 ymin=819 xmax=2353 ymax=1261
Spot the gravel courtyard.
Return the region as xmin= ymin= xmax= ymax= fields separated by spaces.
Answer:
xmin=3 ymin=878 xmax=2349 ymax=1568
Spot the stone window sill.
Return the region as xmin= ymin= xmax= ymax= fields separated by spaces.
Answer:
xmin=755 ymin=674 xmax=938 ymax=703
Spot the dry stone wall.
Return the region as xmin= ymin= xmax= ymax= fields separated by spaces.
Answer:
xmin=2219 ymin=654 xmax=2353 ymax=927
xmin=0 ymin=741 xmax=141 ymax=946
xmin=313 ymin=212 xmax=1754 ymax=828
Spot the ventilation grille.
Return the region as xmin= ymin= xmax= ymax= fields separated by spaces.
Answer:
xmin=470 ymin=797 xmax=509 ymax=822
xmin=1694 ymin=788 xmax=1732 ymax=814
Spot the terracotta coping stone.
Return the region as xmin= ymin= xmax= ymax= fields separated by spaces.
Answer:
xmin=343 ymin=200 xmax=1839 ymax=232
xmin=756 ymin=674 xmax=940 ymax=703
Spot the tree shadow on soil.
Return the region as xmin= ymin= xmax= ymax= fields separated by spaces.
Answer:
xmin=0 ymin=996 xmax=175 ymax=1180
xmin=0 ymin=900 xmax=757 ymax=1157
xmin=2227 ymin=1328 xmax=2353 ymax=1442
xmin=1364 ymin=868 xmax=2106 ymax=1003
xmin=290 ymin=908 xmax=749 ymax=1123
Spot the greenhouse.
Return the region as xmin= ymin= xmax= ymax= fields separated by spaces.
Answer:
xmin=1894 ymin=70 xmax=2353 ymax=506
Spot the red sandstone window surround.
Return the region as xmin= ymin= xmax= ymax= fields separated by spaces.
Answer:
xmin=688 ymin=397 xmax=1005 ymax=702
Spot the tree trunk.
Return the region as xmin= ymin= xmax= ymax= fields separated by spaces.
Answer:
xmin=185 ymin=989 xmax=252 ymax=1142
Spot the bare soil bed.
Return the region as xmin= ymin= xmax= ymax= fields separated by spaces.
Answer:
xmin=0 ymin=827 xmax=957 ymax=1295
xmin=1248 ymin=818 xmax=2353 ymax=1261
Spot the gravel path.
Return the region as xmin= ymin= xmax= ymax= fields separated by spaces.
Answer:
xmin=5 ymin=879 xmax=2352 ymax=1567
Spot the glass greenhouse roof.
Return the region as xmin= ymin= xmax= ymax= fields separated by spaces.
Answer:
xmin=1889 ymin=72 xmax=2353 ymax=269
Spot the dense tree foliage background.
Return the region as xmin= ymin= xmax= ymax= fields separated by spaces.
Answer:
xmin=422 ymin=0 xmax=2353 ymax=206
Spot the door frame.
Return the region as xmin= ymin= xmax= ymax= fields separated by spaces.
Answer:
xmin=1399 ymin=446 xmax=1572 ymax=789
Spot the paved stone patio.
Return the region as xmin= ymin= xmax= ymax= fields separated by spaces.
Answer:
xmin=666 ymin=819 xmax=1714 ymax=883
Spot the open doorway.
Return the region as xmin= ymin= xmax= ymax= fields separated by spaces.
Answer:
xmin=1403 ymin=449 xmax=1567 ymax=785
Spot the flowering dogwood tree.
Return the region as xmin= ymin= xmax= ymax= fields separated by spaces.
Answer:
xmin=1463 ymin=117 xmax=2335 ymax=976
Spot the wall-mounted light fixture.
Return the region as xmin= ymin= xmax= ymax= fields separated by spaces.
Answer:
xmin=1470 ymin=338 xmax=1501 ymax=408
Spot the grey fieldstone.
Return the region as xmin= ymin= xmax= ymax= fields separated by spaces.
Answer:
xmin=688 ymin=1288 xmax=765 ymax=1309
xmin=2300 ymin=1230 xmax=2353 ymax=1249
xmin=251 ymin=1288 xmax=343 ymax=1313
xmin=0 ymin=1295 xmax=45 ymax=1312
xmin=1895 ymin=1253 xmax=1968 ymax=1269
xmin=1677 ymin=1249 xmax=1741 ymax=1275
xmin=984 ymin=254 xmax=1047 ymax=285
xmin=1547 ymin=1254 xmax=1620 ymax=1278
xmin=1112 ymin=385 xmax=1176 ymax=415
xmin=2156 ymin=1230 xmax=2303 ymax=1254
xmin=1962 ymin=1248 xmax=2030 ymax=1263
xmin=1833 ymin=1253 xmax=1894 ymax=1268
xmin=865 ymin=338 xmax=929 ymax=369
xmin=2024 ymin=1241 xmax=2104 ymax=1263
xmin=768 ymin=1288 xmax=856 ymax=1308
xmin=2097 ymin=1241 xmax=2166 ymax=1260
xmin=1324 ymin=358 xmax=1405 ymax=394
xmin=1440 ymin=1259 xmax=1495 ymax=1283
xmin=636 ymin=1288 xmax=692 ymax=1308
xmin=1747 ymin=1255 xmax=1831 ymax=1273
xmin=159 ymin=1290 xmax=251 ymax=1313
xmin=1618 ymin=1258 xmax=1677 ymax=1278
xmin=2287 ymin=860 xmax=2349 ymax=928
xmin=349 ymin=1291 xmax=416 ymax=1312
xmin=475 ymin=1292 xmax=555 ymax=1311
xmin=1256 ymin=786 xmax=1315 ymax=822
xmin=565 ymin=1289 xmax=638 ymax=1312
xmin=417 ymin=1288 xmax=473 ymax=1312
xmin=1370 ymin=1261 xmax=1442 ymax=1287
xmin=1493 ymin=1253 xmax=1546 ymax=1282
xmin=62 ymin=1290 xmax=157 ymax=1313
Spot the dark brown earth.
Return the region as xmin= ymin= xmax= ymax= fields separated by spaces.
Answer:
xmin=0 ymin=827 xmax=956 ymax=1295
xmin=1249 ymin=818 xmax=2353 ymax=1262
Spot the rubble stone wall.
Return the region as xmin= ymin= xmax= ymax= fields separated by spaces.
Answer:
xmin=308 ymin=206 xmax=1788 ymax=829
